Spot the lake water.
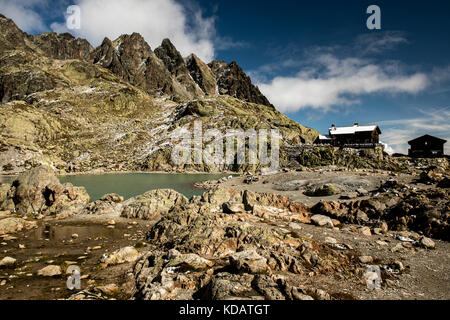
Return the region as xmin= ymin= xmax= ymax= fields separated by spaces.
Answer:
xmin=58 ymin=173 xmax=232 ymax=201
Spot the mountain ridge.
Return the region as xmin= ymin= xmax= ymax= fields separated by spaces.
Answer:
xmin=0 ymin=13 xmax=318 ymax=174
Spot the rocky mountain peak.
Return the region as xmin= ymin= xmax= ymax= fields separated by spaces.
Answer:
xmin=31 ymin=32 xmax=93 ymax=61
xmin=0 ymin=14 xmax=29 ymax=52
xmin=208 ymin=60 xmax=273 ymax=108
xmin=155 ymin=39 xmax=204 ymax=97
xmin=185 ymin=54 xmax=217 ymax=96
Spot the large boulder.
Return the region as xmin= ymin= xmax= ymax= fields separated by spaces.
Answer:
xmin=0 ymin=217 xmax=37 ymax=234
xmin=121 ymin=189 xmax=188 ymax=220
xmin=1 ymin=166 xmax=90 ymax=218
xmin=83 ymin=193 xmax=124 ymax=216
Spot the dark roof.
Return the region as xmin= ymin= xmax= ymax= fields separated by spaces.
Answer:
xmin=408 ymin=134 xmax=447 ymax=145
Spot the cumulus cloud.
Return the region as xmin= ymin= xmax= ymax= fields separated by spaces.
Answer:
xmin=0 ymin=0 xmax=48 ymax=33
xmin=49 ymin=0 xmax=216 ymax=61
xmin=378 ymin=107 xmax=450 ymax=155
xmin=257 ymin=54 xmax=429 ymax=113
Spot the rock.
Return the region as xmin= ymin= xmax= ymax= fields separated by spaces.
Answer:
xmin=358 ymin=226 xmax=372 ymax=236
xmin=340 ymin=192 xmax=358 ymax=200
xmin=167 ymin=249 xmax=214 ymax=271
xmin=305 ymin=184 xmax=340 ymax=197
xmin=37 ymin=265 xmax=61 ymax=277
xmin=355 ymin=210 xmax=369 ymax=223
xmin=0 ymin=217 xmax=37 ymax=235
xmin=359 ymin=256 xmax=373 ymax=264
xmin=121 ymin=189 xmax=188 ymax=220
xmin=419 ymin=237 xmax=435 ymax=249
xmin=0 ymin=256 xmax=16 ymax=267
xmin=94 ymin=284 xmax=120 ymax=296
xmin=83 ymin=194 xmax=123 ymax=216
xmin=310 ymin=214 xmax=334 ymax=228
xmin=437 ymin=177 xmax=450 ymax=188
xmin=393 ymin=261 xmax=405 ymax=271
xmin=324 ymin=237 xmax=337 ymax=244
xmin=356 ymin=188 xmax=369 ymax=196
xmin=101 ymin=246 xmax=140 ymax=266
xmin=3 ymin=166 xmax=90 ymax=218
xmin=229 ymin=250 xmax=268 ymax=274
xmin=222 ymin=202 xmax=245 ymax=214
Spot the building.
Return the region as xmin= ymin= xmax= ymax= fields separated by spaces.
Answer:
xmin=408 ymin=134 xmax=447 ymax=158
xmin=315 ymin=123 xmax=381 ymax=147
xmin=314 ymin=134 xmax=332 ymax=145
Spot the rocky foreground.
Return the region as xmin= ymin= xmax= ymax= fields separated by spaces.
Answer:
xmin=0 ymin=164 xmax=449 ymax=300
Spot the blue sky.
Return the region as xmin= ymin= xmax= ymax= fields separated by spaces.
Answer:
xmin=1 ymin=0 xmax=449 ymax=154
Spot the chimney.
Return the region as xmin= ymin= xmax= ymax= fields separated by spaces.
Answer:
xmin=354 ymin=122 xmax=359 ymax=127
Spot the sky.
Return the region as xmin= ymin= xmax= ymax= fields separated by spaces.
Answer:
xmin=0 ymin=0 xmax=449 ymax=154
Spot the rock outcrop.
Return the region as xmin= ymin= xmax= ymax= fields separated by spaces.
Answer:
xmin=121 ymin=189 xmax=188 ymax=220
xmin=0 ymin=166 xmax=89 ymax=218
xmin=131 ymin=188 xmax=358 ymax=300
xmin=185 ymin=54 xmax=217 ymax=96
xmin=154 ymin=39 xmax=204 ymax=98
xmin=32 ymin=32 xmax=93 ymax=61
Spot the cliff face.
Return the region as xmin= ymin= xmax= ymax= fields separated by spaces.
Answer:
xmin=0 ymin=14 xmax=318 ymax=174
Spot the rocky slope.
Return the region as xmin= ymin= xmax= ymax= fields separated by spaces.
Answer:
xmin=0 ymin=13 xmax=317 ymax=174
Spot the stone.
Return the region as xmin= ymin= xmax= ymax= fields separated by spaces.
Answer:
xmin=305 ymin=184 xmax=340 ymax=197
xmin=167 ymin=249 xmax=214 ymax=271
xmin=0 ymin=256 xmax=16 ymax=267
xmin=121 ymin=189 xmax=188 ymax=220
xmin=222 ymin=202 xmax=245 ymax=214
xmin=310 ymin=215 xmax=334 ymax=228
xmin=340 ymin=192 xmax=358 ymax=200
xmin=229 ymin=250 xmax=269 ymax=274
xmin=83 ymin=194 xmax=124 ymax=216
xmin=419 ymin=237 xmax=435 ymax=249
xmin=101 ymin=246 xmax=140 ymax=266
xmin=37 ymin=265 xmax=61 ymax=277
xmin=356 ymin=188 xmax=369 ymax=196
xmin=94 ymin=283 xmax=119 ymax=296
xmin=358 ymin=226 xmax=372 ymax=236
xmin=325 ymin=237 xmax=337 ymax=244
xmin=359 ymin=256 xmax=373 ymax=264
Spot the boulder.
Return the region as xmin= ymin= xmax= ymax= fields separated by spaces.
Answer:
xmin=229 ymin=250 xmax=269 ymax=274
xmin=101 ymin=246 xmax=140 ymax=266
xmin=310 ymin=214 xmax=334 ymax=228
xmin=2 ymin=166 xmax=90 ymax=218
xmin=0 ymin=217 xmax=37 ymax=234
xmin=305 ymin=184 xmax=340 ymax=197
xmin=83 ymin=193 xmax=124 ymax=216
xmin=0 ymin=256 xmax=16 ymax=267
xmin=37 ymin=265 xmax=61 ymax=277
xmin=121 ymin=189 xmax=188 ymax=220
xmin=222 ymin=202 xmax=245 ymax=214
xmin=419 ymin=237 xmax=435 ymax=249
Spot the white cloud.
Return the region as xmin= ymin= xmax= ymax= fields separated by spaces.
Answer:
xmin=258 ymin=54 xmax=429 ymax=113
xmin=49 ymin=0 xmax=216 ymax=62
xmin=0 ymin=0 xmax=48 ymax=33
xmin=378 ymin=107 xmax=450 ymax=155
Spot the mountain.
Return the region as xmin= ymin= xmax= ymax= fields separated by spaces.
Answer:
xmin=0 ymin=13 xmax=318 ymax=174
